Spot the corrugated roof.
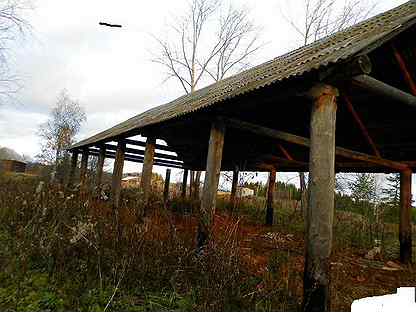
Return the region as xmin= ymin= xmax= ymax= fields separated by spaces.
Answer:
xmin=72 ymin=1 xmax=416 ymax=149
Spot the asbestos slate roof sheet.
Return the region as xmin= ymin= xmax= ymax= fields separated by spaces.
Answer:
xmin=72 ymin=1 xmax=416 ymax=149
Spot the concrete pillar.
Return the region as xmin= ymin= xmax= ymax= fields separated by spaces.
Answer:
xmin=197 ymin=118 xmax=225 ymax=250
xmin=111 ymin=141 xmax=125 ymax=209
xmin=140 ymin=137 xmax=156 ymax=211
xmin=303 ymin=84 xmax=338 ymax=312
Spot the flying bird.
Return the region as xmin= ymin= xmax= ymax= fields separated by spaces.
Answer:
xmin=99 ymin=22 xmax=122 ymax=28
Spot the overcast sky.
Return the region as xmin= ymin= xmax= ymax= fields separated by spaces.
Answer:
xmin=0 ymin=0 xmax=410 ymax=186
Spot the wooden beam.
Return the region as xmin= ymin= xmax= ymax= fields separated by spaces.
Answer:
xmin=230 ymin=166 xmax=239 ymax=212
xmin=80 ymin=149 xmax=89 ymax=194
xmin=103 ymin=144 xmax=180 ymax=161
xmin=96 ymin=146 xmax=106 ymax=188
xmin=140 ymin=137 xmax=156 ymax=211
xmin=303 ymin=84 xmax=338 ymax=312
xmin=88 ymin=149 xmax=185 ymax=169
xmin=392 ymin=45 xmax=416 ymax=95
xmin=225 ymin=118 xmax=408 ymax=171
xmin=400 ymin=169 xmax=413 ymax=264
xmin=265 ymin=169 xmax=276 ymax=226
xmin=68 ymin=150 xmax=79 ymax=187
xmin=197 ymin=118 xmax=225 ymax=250
xmin=181 ymin=169 xmax=188 ymax=199
xmin=342 ymin=94 xmax=381 ymax=157
xmin=112 ymin=140 xmax=125 ymax=209
xmin=352 ymin=74 xmax=416 ymax=108
xmin=163 ymin=168 xmax=171 ymax=203
xmin=124 ymin=138 xmax=176 ymax=152
xmin=278 ymin=144 xmax=294 ymax=161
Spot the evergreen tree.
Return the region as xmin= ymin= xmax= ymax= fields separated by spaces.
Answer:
xmin=382 ymin=173 xmax=400 ymax=207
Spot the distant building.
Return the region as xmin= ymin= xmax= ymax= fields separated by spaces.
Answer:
xmin=0 ymin=159 xmax=27 ymax=173
xmin=0 ymin=147 xmax=27 ymax=173
xmin=238 ymin=187 xmax=254 ymax=198
xmin=121 ymin=176 xmax=140 ymax=188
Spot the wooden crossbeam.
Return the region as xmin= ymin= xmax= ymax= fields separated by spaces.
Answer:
xmin=124 ymin=138 xmax=176 ymax=152
xmin=88 ymin=149 xmax=185 ymax=169
xmin=352 ymin=75 xmax=416 ymax=107
xmin=102 ymin=143 xmax=180 ymax=161
xmin=225 ymin=117 xmax=409 ymax=171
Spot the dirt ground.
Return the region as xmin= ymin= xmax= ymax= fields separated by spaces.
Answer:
xmin=172 ymin=212 xmax=416 ymax=311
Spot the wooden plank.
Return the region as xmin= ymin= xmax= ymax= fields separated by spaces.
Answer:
xmin=303 ymin=84 xmax=337 ymax=312
xmin=140 ymin=137 xmax=156 ymax=211
xmin=96 ymin=146 xmax=106 ymax=188
xmin=88 ymin=149 xmax=185 ymax=169
xmin=103 ymin=144 xmax=180 ymax=161
xmin=197 ymin=118 xmax=225 ymax=250
xmin=230 ymin=167 xmax=239 ymax=212
xmin=265 ymin=169 xmax=276 ymax=226
xmin=342 ymin=94 xmax=381 ymax=157
xmin=68 ymin=150 xmax=79 ymax=187
xmin=163 ymin=168 xmax=171 ymax=203
xmin=352 ymin=74 xmax=416 ymax=108
xmin=225 ymin=118 xmax=408 ymax=171
xmin=124 ymin=138 xmax=176 ymax=152
xmin=112 ymin=140 xmax=125 ymax=209
xmin=181 ymin=169 xmax=188 ymax=199
xmin=400 ymin=169 xmax=412 ymax=264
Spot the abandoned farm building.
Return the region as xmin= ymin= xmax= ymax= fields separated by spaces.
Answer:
xmin=69 ymin=2 xmax=416 ymax=311
xmin=0 ymin=147 xmax=26 ymax=173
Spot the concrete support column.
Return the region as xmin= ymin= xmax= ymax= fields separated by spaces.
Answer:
xmin=303 ymin=84 xmax=338 ymax=312
xmin=197 ymin=118 xmax=225 ymax=250
xmin=112 ymin=141 xmax=125 ymax=209
xmin=140 ymin=137 xmax=156 ymax=212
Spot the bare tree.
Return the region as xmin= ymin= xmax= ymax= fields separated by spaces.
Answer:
xmin=0 ymin=0 xmax=32 ymax=103
xmin=281 ymin=0 xmax=376 ymax=216
xmin=282 ymin=0 xmax=376 ymax=46
xmin=153 ymin=0 xmax=262 ymax=94
xmin=37 ymin=89 xmax=86 ymax=181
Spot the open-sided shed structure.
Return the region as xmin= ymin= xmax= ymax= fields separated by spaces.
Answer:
xmin=70 ymin=2 xmax=416 ymax=311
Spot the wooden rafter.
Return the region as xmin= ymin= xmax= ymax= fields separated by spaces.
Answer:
xmin=392 ymin=44 xmax=416 ymax=95
xmin=225 ymin=117 xmax=409 ymax=171
xmin=342 ymin=94 xmax=381 ymax=158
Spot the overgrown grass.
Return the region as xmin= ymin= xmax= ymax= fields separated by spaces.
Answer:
xmin=0 ymin=173 xmax=297 ymax=312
